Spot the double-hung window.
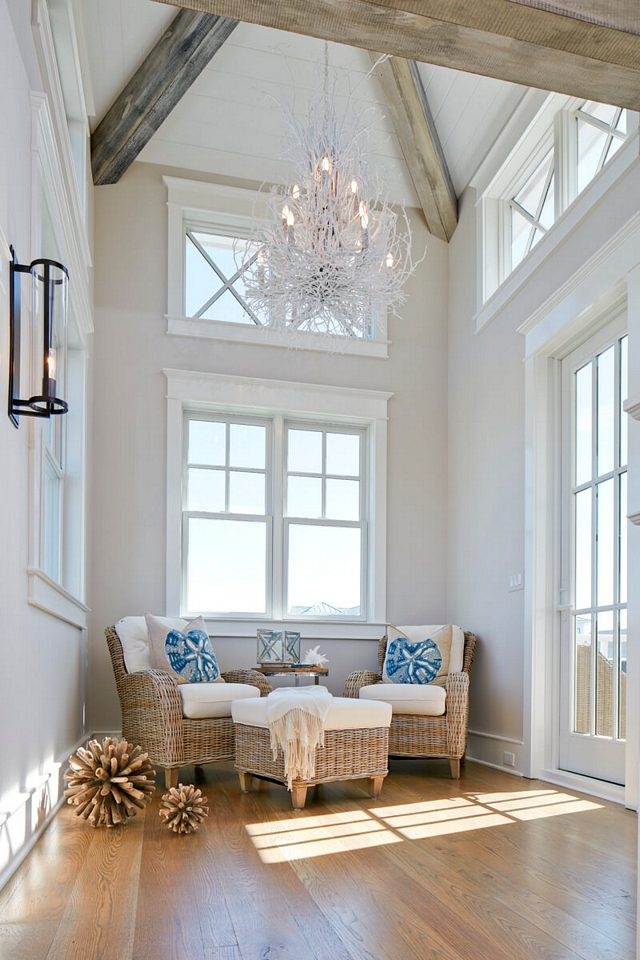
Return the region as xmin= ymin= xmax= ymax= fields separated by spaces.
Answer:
xmin=182 ymin=413 xmax=368 ymax=620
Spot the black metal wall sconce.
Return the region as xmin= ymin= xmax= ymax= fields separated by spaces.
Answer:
xmin=8 ymin=245 xmax=69 ymax=428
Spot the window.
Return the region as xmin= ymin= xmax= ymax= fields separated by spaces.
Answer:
xmin=184 ymin=229 xmax=264 ymax=325
xmin=576 ymin=102 xmax=628 ymax=195
xmin=164 ymin=178 xmax=389 ymax=358
xmin=480 ymin=95 xmax=634 ymax=303
xmin=182 ymin=414 xmax=367 ymax=620
xmin=165 ymin=370 xmax=390 ymax=630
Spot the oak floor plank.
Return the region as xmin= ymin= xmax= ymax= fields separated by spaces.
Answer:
xmin=44 ymin=813 xmax=145 ymax=960
xmin=0 ymin=807 xmax=94 ymax=922
xmin=133 ymin=795 xmax=213 ymax=960
xmin=210 ymin=766 xmax=357 ymax=960
xmin=0 ymin=919 xmax=58 ymax=960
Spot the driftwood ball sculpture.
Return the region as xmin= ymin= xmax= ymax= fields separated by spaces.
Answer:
xmin=159 ymin=784 xmax=209 ymax=834
xmin=64 ymin=737 xmax=156 ymax=827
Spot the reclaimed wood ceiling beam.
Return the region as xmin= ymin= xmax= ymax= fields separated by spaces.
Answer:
xmin=370 ymin=55 xmax=457 ymax=242
xmin=91 ymin=11 xmax=238 ymax=185
xmin=155 ymin=0 xmax=640 ymax=110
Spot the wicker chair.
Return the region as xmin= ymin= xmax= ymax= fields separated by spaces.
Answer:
xmin=105 ymin=626 xmax=272 ymax=788
xmin=343 ymin=631 xmax=477 ymax=779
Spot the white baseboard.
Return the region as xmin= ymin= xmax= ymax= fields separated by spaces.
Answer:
xmin=467 ymin=729 xmax=525 ymax=775
xmin=467 ymin=756 xmax=524 ymax=777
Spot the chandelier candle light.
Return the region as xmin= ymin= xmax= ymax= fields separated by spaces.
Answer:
xmin=241 ymin=49 xmax=419 ymax=341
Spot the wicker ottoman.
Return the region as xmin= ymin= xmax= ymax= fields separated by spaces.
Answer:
xmin=231 ymin=696 xmax=392 ymax=809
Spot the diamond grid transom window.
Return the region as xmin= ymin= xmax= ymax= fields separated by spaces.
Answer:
xmin=509 ymin=149 xmax=554 ymax=270
xmin=576 ymin=102 xmax=628 ymax=195
xmin=184 ymin=230 xmax=266 ymax=325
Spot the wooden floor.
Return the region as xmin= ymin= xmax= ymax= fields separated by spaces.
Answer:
xmin=0 ymin=759 xmax=635 ymax=960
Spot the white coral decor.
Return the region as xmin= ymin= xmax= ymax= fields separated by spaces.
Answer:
xmin=304 ymin=645 xmax=329 ymax=667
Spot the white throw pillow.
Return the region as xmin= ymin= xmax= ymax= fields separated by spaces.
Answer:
xmin=115 ymin=615 xmax=187 ymax=673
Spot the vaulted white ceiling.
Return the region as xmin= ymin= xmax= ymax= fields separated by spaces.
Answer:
xmin=79 ymin=0 xmax=526 ymax=203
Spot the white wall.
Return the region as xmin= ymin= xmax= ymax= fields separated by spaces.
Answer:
xmin=0 ymin=0 xmax=87 ymax=889
xmin=447 ymin=190 xmax=527 ymax=771
xmin=88 ymin=162 xmax=450 ymax=730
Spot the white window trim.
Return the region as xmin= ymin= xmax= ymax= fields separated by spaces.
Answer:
xmin=163 ymin=176 xmax=390 ymax=359
xmin=165 ymin=369 xmax=391 ymax=639
xmin=473 ymin=92 xmax=639 ymax=334
xmin=24 ymin=93 xmax=91 ymax=625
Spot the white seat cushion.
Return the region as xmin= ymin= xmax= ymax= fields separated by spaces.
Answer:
xmin=232 ymin=693 xmax=392 ymax=730
xmin=179 ymin=682 xmax=260 ymax=719
xmin=115 ymin=615 xmax=187 ymax=673
xmin=359 ymin=683 xmax=446 ymax=716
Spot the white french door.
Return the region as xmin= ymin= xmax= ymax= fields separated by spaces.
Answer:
xmin=559 ymin=319 xmax=627 ymax=784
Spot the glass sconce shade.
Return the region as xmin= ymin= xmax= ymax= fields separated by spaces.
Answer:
xmin=9 ymin=247 xmax=69 ymax=426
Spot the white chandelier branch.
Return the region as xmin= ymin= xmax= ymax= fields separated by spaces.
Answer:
xmin=239 ymin=56 xmax=425 ymax=345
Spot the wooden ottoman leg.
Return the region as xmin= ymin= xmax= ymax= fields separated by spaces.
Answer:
xmin=165 ymin=767 xmax=179 ymax=789
xmin=238 ymin=770 xmax=253 ymax=793
xmin=291 ymin=785 xmax=308 ymax=810
xmin=449 ymin=758 xmax=461 ymax=779
xmin=368 ymin=776 xmax=385 ymax=798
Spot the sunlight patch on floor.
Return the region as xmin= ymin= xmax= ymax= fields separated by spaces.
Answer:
xmin=245 ymin=786 xmax=605 ymax=863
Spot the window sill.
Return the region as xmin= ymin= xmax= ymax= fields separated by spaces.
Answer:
xmin=474 ymin=131 xmax=639 ymax=335
xmin=28 ymin=568 xmax=89 ymax=629
xmin=198 ymin=619 xmax=386 ymax=641
xmin=166 ymin=315 xmax=390 ymax=359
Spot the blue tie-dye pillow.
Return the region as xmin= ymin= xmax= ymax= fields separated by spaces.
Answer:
xmin=164 ymin=628 xmax=220 ymax=683
xmin=384 ymin=635 xmax=443 ymax=684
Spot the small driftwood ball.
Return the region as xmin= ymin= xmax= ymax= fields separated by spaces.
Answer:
xmin=159 ymin=784 xmax=209 ymax=834
xmin=64 ymin=737 xmax=156 ymax=827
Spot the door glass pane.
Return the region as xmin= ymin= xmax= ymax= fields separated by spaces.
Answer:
xmin=288 ymin=430 xmax=322 ymax=473
xmin=229 ymin=424 xmax=266 ymax=469
xmin=187 ymin=518 xmax=266 ymax=613
xmin=189 ymin=420 xmax=226 ymax=466
xmin=595 ymin=610 xmax=614 ymax=738
xmin=326 ymin=479 xmax=360 ymax=520
xmin=188 ymin=468 xmax=225 ymax=513
xmin=287 ymin=476 xmax=322 ymax=518
xmin=596 ymin=346 xmax=614 ymax=476
xmin=575 ymin=488 xmax=592 ymax=610
xmin=229 ymin=472 xmax=265 ymax=515
xmin=574 ymin=614 xmax=591 ymax=734
xmin=619 ymin=609 xmax=627 ymax=740
xmin=596 ymin=478 xmax=614 ymax=607
xmin=620 ymin=336 xmax=628 ymax=467
xmin=575 ymin=362 xmax=592 ymax=486
xmin=287 ymin=524 xmax=361 ymax=616
xmin=326 ymin=433 xmax=360 ymax=477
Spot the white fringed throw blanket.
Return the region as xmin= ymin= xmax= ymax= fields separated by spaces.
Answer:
xmin=266 ymin=686 xmax=333 ymax=789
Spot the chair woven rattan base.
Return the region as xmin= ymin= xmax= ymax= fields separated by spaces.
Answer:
xmin=234 ymin=723 xmax=390 ymax=809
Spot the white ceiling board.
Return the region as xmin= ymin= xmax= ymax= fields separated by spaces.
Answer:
xmin=415 ymin=62 xmax=527 ymax=196
xmin=81 ymin=1 xmax=528 ymax=205
xmin=82 ymin=0 xmax=176 ymax=122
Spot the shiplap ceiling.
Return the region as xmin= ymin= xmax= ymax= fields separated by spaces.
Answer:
xmin=80 ymin=0 xmax=526 ymax=202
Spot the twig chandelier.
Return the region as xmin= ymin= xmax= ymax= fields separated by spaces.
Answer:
xmin=241 ymin=48 xmax=418 ymax=341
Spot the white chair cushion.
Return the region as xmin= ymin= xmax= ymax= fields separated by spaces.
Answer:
xmin=232 ymin=693 xmax=392 ymax=730
xmin=179 ymin=682 xmax=260 ymax=720
xmin=115 ymin=615 xmax=187 ymax=673
xmin=359 ymin=683 xmax=446 ymax=716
